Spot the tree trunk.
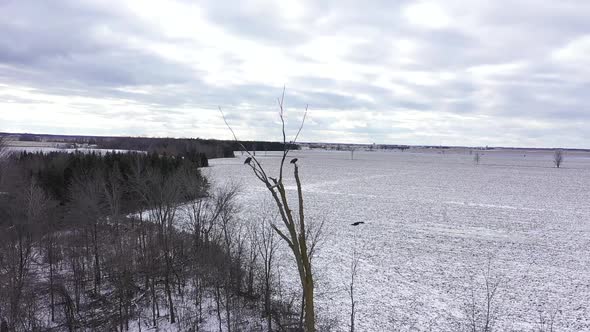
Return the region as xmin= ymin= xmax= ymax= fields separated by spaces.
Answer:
xmin=93 ymin=223 xmax=101 ymax=292
xmin=164 ymin=273 xmax=175 ymax=323
xmin=151 ymin=277 xmax=157 ymax=327
xmin=265 ymin=277 xmax=272 ymax=332
xmin=49 ymin=243 xmax=55 ymax=322
xmin=303 ymin=269 xmax=315 ymax=332
xmin=215 ymin=285 xmax=223 ymax=332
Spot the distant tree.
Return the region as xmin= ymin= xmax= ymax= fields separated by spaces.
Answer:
xmin=0 ymin=136 xmax=6 ymax=154
xmin=553 ymin=150 xmax=564 ymax=168
xmin=0 ymin=137 xmax=8 ymax=185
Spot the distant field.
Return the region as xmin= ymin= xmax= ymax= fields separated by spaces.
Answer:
xmin=204 ymin=149 xmax=590 ymax=331
xmin=5 ymin=141 xmax=139 ymax=154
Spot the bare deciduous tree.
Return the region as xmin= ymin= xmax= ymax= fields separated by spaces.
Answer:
xmin=535 ymin=306 xmax=560 ymax=332
xmin=0 ymin=136 xmax=8 ymax=187
xmin=461 ymin=262 xmax=503 ymax=332
xmin=0 ymin=179 xmax=49 ymax=331
xmin=348 ymin=245 xmax=360 ymax=332
xmin=220 ymin=90 xmax=318 ymax=331
xmin=139 ymin=167 xmax=187 ymax=324
xmin=251 ymin=202 xmax=280 ymax=331
xmin=553 ymin=150 xmax=563 ymax=168
xmin=0 ymin=136 xmax=7 ymax=156
xmin=69 ymin=172 xmax=105 ymax=293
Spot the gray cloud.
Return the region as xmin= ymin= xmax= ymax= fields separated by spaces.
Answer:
xmin=0 ymin=0 xmax=589 ymax=147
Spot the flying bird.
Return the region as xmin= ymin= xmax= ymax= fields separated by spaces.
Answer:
xmin=290 ymin=158 xmax=298 ymax=164
xmin=244 ymin=157 xmax=252 ymax=164
xmin=350 ymin=222 xmax=365 ymax=226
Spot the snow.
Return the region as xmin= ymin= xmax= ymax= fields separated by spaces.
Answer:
xmin=6 ymin=146 xmax=141 ymax=154
xmin=203 ymin=149 xmax=590 ymax=331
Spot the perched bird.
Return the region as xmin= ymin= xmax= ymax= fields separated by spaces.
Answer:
xmin=269 ymin=177 xmax=278 ymax=184
xmin=244 ymin=157 xmax=252 ymax=164
xmin=350 ymin=221 xmax=365 ymax=226
xmin=290 ymin=158 xmax=298 ymax=164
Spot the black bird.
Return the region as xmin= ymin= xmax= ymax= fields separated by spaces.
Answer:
xmin=244 ymin=157 xmax=252 ymax=164
xmin=290 ymin=158 xmax=298 ymax=164
xmin=350 ymin=222 xmax=365 ymax=226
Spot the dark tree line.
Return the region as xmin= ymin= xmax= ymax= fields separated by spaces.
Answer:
xmin=1 ymin=133 xmax=299 ymax=160
xmin=10 ymin=151 xmax=206 ymax=205
xmin=0 ymin=150 xmax=303 ymax=331
xmin=92 ymin=137 xmax=296 ymax=158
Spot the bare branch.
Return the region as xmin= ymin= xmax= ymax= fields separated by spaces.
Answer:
xmin=218 ymin=106 xmax=270 ymax=181
xmin=219 ymin=106 xmax=240 ymax=143
xmin=270 ymin=223 xmax=293 ymax=247
xmin=291 ymin=105 xmax=308 ymax=145
xmin=278 ymin=89 xmax=288 ymax=181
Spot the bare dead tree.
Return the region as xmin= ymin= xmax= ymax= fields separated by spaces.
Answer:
xmin=219 ymin=90 xmax=318 ymax=331
xmin=535 ymin=306 xmax=560 ymax=332
xmin=69 ymin=172 xmax=106 ymax=294
xmin=217 ymin=188 xmax=244 ymax=332
xmin=185 ymin=184 xmax=238 ymax=248
xmin=348 ymin=244 xmax=360 ymax=332
xmin=251 ymin=202 xmax=280 ymax=331
xmin=43 ymin=220 xmax=60 ymax=323
xmin=461 ymin=262 xmax=503 ymax=332
xmin=346 ymin=221 xmax=365 ymax=332
xmin=245 ymin=223 xmax=259 ymax=299
xmin=553 ymin=150 xmax=563 ymax=168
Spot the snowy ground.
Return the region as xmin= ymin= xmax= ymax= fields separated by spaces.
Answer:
xmin=203 ymin=149 xmax=590 ymax=331
xmin=6 ymin=146 xmax=139 ymax=154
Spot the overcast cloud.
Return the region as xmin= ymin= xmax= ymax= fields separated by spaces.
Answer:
xmin=1 ymin=0 xmax=589 ymax=147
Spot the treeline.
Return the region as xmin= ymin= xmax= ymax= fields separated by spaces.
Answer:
xmin=92 ymin=137 xmax=296 ymax=158
xmin=0 ymin=150 xmax=302 ymax=331
xmin=2 ymin=133 xmax=299 ymax=159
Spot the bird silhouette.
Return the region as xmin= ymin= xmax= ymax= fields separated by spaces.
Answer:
xmin=290 ymin=158 xmax=298 ymax=164
xmin=244 ymin=157 xmax=252 ymax=164
xmin=350 ymin=222 xmax=365 ymax=226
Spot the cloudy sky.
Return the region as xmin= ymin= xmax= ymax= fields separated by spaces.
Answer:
xmin=1 ymin=0 xmax=589 ymax=147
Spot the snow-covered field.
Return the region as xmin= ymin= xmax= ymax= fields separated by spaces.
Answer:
xmin=204 ymin=149 xmax=590 ymax=331
xmin=6 ymin=146 xmax=140 ymax=154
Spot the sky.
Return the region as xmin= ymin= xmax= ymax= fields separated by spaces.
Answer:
xmin=1 ymin=0 xmax=589 ymax=148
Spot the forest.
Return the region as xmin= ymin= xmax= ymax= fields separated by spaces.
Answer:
xmin=0 ymin=142 xmax=307 ymax=331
